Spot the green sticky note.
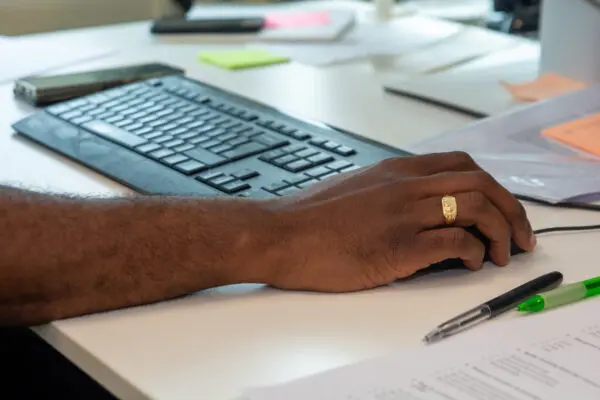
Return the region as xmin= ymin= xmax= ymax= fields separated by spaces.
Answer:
xmin=198 ymin=48 xmax=289 ymax=70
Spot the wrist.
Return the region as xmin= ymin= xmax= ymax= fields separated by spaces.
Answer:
xmin=224 ymin=199 xmax=298 ymax=286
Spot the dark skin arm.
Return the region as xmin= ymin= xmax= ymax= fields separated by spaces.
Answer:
xmin=0 ymin=152 xmax=537 ymax=327
xmin=0 ymin=187 xmax=276 ymax=326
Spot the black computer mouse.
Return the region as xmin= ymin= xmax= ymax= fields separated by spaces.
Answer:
xmin=417 ymin=226 xmax=526 ymax=276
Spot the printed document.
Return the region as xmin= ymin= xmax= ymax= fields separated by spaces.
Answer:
xmin=242 ymin=298 xmax=600 ymax=399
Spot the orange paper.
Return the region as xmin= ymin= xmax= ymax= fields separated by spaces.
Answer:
xmin=501 ymin=72 xmax=588 ymax=102
xmin=541 ymin=113 xmax=600 ymax=156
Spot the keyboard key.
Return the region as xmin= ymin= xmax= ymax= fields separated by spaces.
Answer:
xmin=111 ymin=104 xmax=130 ymax=113
xmin=228 ymin=137 xmax=250 ymax=147
xmin=283 ymin=144 xmax=307 ymax=154
xmin=262 ymin=181 xmax=289 ymax=193
xmin=309 ymin=137 xmax=328 ymax=146
xmin=174 ymin=160 xmax=206 ymax=174
xmin=322 ymin=141 xmax=339 ymax=150
xmin=290 ymin=131 xmax=311 ymax=140
xmin=148 ymin=119 xmax=169 ymax=128
xmin=210 ymin=144 xmax=233 ymax=154
xmin=190 ymin=136 xmax=210 ymax=145
xmin=255 ymin=133 xmax=289 ymax=148
xmin=272 ymin=154 xmax=298 ymax=166
xmin=139 ymin=115 xmax=159 ymax=124
xmin=305 ymin=166 xmax=331 ymax=178
xmin=327 ymin=160 xmax=354 ymax=171
xmin=216 ymin=133 xmax=237 ymax=142
xmin=198 ymin=171 xmax=224 ymax=181
xmin=178 ymin=131 xmax=200 ymax=140
xmin=184 ymin=147 xmax=226 ymax=166
xmin=71 ymin=115 xmax=93 ymax=125
xmin=319 ymin=171 xmax=339 ymax=180
xmin=121 ymin=107 xmax=143 ymax=116
xmin=160 ymin=123 xmax=179 ymax=132
xmin=87 ymin=108 xmax=108 ymax=117
xmin=211 ymin=175 xmax=236 ymax=186
xmin=232 ymin=169 xmax=259 ymax=180
xmin=307 ymin=153 xmax=334 ymax=165
xmin=206 ymin=128 xmax=226 ymax=138
xmin=146 ymin=105 xmax=164 ymax=114
xmin=333 ymin=146 xmax=356 ymax=156
xmin=135 ymin=142 xmax=162 ymax=154
xmin=285 ymin=175 xmax=311 ymax=185
xmin=155 ymin=109 xmax=173 ymax=118
xmin=46 ymin=103 xmax=74 ymax=115
xmin=162 ymin=154 xmax=189 ymax=166
xmin=295 ymin=148 xmax=319 ymax=158
xmin=173 ymin=143 xmax=195 ymax=152
xmin=60 ymin=110 xmax=83 ymax=120
xmin=125 ymin=123 xmax=144 ymax=132
xmin=143 ymin=131 xmax=163 ymax=140
xmin=220 ymin=121 xmax=241 ymax=130
xmin=258 ymin=149 xmax=287 ymax=162
xmin=163 ymin=139 xmax=185 ymax=148
xmin=220 ymin=181 xmax=251 ymax=194
xmin=222 ymin=142 xmax=267 ymax=160
xmin=169 ymin=127 xmax=189 ymax=137
xmin=148 ymin=148 xmax=175 ymax=159
xmin=185 ymin=121 xmax=205 ymax=130
xmin=284 ymin=159 xmax=312 ymax=172
xmin=200 ymin=140 xmax=221 ymax=149
xmin=133 ymin=127 xmax=153 ymax=136
xmin=82 ymin=121 xmax=146 ymax=148
xmin=154 ymin=135 xmax=175 ymax=144
xmin=113 ymin=119 xmax=135 ymax=128
xmin=130 ymin=111 xmax=150 ymax=120
xmin=104 ymin=115 xmax=124 ymax=124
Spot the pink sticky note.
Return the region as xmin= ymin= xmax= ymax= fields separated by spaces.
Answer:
xmin=263 ymin=11 xmax=329 ymax=29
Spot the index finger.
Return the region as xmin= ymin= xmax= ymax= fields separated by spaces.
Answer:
xmin=405 ymin=170 xmax=536 ymax=252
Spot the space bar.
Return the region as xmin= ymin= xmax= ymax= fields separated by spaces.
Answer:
xmin=82 ymin=120 xmax=147 ymax=148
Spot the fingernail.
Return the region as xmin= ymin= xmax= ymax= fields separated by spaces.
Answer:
xmin=530 ymin=234 xmax=537 ymax=248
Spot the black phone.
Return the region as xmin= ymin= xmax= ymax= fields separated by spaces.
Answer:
xmin=151 ymin=17 xmax=264 ymax=34
xmin=13 ymin=62 xmax=185 ymax=106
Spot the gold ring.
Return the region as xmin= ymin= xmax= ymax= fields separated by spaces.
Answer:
xmin=441 ymin=195 xmax=457 ymax=224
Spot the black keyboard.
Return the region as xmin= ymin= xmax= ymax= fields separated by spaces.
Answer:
xmin=12 ymin=75 xmax=409 ymax=198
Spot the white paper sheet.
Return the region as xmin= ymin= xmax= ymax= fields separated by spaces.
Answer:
xmin=253 ymin=15 xmax=462 ymax=66
xmin=0 ymin=38 xmax=113 ymax=84
xmin=395 ymin=25 xmax=519 ymax=73
xmin=242 ymin=298 xmax=600 ymax=400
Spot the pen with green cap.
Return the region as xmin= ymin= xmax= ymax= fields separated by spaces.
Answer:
xmin=518 ymin=275 xmax=600 ymax=312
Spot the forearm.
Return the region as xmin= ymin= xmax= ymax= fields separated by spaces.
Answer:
xmin=0 ymin=186 xmax=279 ymax=326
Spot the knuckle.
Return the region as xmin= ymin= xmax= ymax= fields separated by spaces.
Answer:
xmin=511 ymin=202 xmax=528 ymax=223
xmin=448 ymin=151 xmax=475 ymax=166
xmin=473 ymin=170 xmax=495 ymax=189
xmin=450 ymin=228 xmax=468 ymax=248
xmin=464 ymin=191 xmax=487 ymax=213
xmin=379 ymin=157 xmax=399 ymax=170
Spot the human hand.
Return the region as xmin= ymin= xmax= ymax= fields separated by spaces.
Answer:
xmin=262 ymin=152 xmax=537 ymax=293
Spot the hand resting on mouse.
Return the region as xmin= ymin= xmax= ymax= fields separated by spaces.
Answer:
xmin=266 ymin=151 xmax=537 ymax=292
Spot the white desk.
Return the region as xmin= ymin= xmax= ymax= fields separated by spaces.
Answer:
xmin=3 ymin=15 xmax=600 ymax=400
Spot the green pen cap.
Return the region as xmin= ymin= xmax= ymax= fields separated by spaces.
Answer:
xmin=518 ymin=296 xmax=545 ymax=312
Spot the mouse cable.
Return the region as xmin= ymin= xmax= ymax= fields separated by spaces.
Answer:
xmin=515 ymin=194 xmax=600 ymax=235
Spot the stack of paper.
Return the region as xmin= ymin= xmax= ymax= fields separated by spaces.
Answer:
xmin=254 ymin=15 xmax=462 ymax=66
xmin=241 ymin=298 xmax=600 ymax=399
